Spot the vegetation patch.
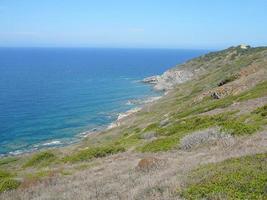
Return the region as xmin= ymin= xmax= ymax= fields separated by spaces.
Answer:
xmin=252 ymin=104 xmax=267 ymax=117
xmin=113 ymin=133 xmax=141 ymax=148
xmin=236 ymin=81 xmax=267 ymax=102
xmin=138 ymin=136 xmax=179 ymax=152
xmin=218 ymin=74 xmax=240 ymax=86
xmin=138 ymin=109 xmax=263 ymax=152
xmin=219 ymin=120 xmax=259 ymax=135
xmin=23 ymin=151 xmax=56 ymax=168
xmin=175 ymin=81 xmax=267 ymax=119
xmin=143 ymin=123 xmax=160 ymax=132
xmin=175 ymin=96 xmax=235 ymax=119
xmin=25 ymin=169 xmax=61 ymax=180
xmin=181 ymin=153 xmax=267 ymax=200
xmin=0 ymin=170 xmax=12 ymax=179
xmin=0 ymin=157 xmax=18 ymax=166
xmin=0 ymin=179 xmax=20 ymax=193
xmin=0 ymin=169 xmax=20 ymax=193
xmin=161 ymin=115 xmax=220 ymax=136
xmin=63 ymin=145 xmax=125 ymax=163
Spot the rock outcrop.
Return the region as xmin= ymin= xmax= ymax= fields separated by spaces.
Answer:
xmin=136 ymin=157 xmax=163 ymax=172
xmin=143 ymin=69 xmax=195 ymax=91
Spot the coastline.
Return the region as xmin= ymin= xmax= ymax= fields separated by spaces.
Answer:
xmin=0 ymin=48 xmax=206 ymax=158
xmin=1 ymin=88 xmax=164 ymax=158
xmin=105 ymin=96 xmax=162 ymax=131
xmin=1 ymin=49 xmax=198 ymax=158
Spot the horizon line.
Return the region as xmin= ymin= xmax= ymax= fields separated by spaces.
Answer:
xmin=0 ymin=46 xmax=220 ymax=51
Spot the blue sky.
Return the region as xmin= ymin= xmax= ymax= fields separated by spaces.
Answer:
xmin=0 ymin=0 xmax=266 ymax=48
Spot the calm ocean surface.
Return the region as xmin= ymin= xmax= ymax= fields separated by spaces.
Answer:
xmin=0 ymin=48 xmax=207 ymax=155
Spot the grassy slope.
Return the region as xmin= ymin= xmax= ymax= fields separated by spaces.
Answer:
xmin=181 ymin=153 xmax=267 ymax=200
xmin=0 ymin=46 xmax=266 ymax=195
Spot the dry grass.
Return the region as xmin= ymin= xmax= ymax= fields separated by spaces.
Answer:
xmin=1 ymin=129 xmax=266 ymax=200
xmin=179 ymin=127 xmax=234 ymax=150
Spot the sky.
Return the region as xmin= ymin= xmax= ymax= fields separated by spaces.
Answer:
xmin=0 ymin=0 xmax=267 ymax=49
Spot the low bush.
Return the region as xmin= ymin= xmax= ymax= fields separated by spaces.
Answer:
xmin=143 ymin=123 xmax=160 ymax=132
xmin=219 ymin=120 xmax=259 ymax=135
xmin=218 ymin=74 xmax=240 ymax=86
xmin=0 ymin=170 xmax=11 ymax=179
xmin=0 ymin=169 xmax=20 ymax=193
xmin=138 ymin=136 xmax=179 ymax=152
xmin=162 ymin=115 xmax=219 ymax=136
xmin=139 ymin=109 xmax=263 ymax=152
xmin=175 ymin=96 xmax=235 ymax=119
xmin=63 ymin=145 xmax=125 ymax=163
xmin=0 ymin=179 xmax=20 ymax=193
xmin=252 ymin=104 xmax=267 ymax=117
xmin=181 ymin=153 xmax=267 ymax=200
xmin=179 ymin=128 xmax=232 ymax=150
xmin=23 ymin=151 xmax=56 ymax=168
xmin=114 ymin=133 xmax=141 ymax=148
xmin=236 ymin=81 xmax=267 ymax=102
xmin=0 ymin=157 xmax=18 ymax=166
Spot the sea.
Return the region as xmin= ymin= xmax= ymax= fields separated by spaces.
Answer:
xmin=0 ymin=48 xmax=208 ymax=156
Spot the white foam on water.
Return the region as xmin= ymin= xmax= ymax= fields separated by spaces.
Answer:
xmin=42 ymin=140 xmax=62 ymax=146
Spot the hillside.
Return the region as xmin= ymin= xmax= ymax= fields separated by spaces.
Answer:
xmin=0 ymin=45 xmax=266 ymax=200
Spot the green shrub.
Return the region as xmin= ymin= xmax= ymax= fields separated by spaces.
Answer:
xmin=175 ymin=96 xmax=235 ymax=119
xmin=63 ymin=145 xmax=125 ymax=163
xmin=252 ymin=104 xmax=267 ymax=117
xmin=23 ymin=151 xmax=56 ymax=168
xmin=218 ymin=74 xmax=240 ymax=86
xmin=236 ymin=81 xmax=267 ymax=102
xmin=219 ymin=120 xmax=259 ymax=135
xmin=0 ymin=179 xmax=20 ymax=193
xmin=181 ymin=153 xmax=267 ymax=200
xmin=143 ymin=123 xmax=159 ymax=132
xmin=162 ymin=115 xmax=219 ymax=136
xmin=114 ymin=133 xmax=141 ymax=148
xmin=138 ymin=136 xmax=179 ymax=152
xmin=0 ymin=170 xmax=11 ymax=179
xmin=0 ymin=169 xmax=20 ymax=193
xmin=138 ymin=109 xmax=263 ymax=152
xmin=0 ymin=157 xmax=18 ymax=166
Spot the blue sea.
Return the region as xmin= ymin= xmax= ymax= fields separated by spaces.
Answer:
xmin=0 ymin=48 xmax=207 ymax=156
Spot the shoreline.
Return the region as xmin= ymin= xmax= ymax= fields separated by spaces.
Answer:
xmin=1 ymin=91 xmax=164 ymax=158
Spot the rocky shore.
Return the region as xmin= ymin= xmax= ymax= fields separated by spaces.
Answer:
xmin=143 ymin=63 xmax=202 ymax=91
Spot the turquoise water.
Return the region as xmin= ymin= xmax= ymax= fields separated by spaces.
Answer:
xmin=0 ymin=48 xmax=207 ymax=155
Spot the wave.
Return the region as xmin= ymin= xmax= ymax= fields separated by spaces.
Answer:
xmin=3 ymin=139 xmax=75 ymax=157
xmin=42 ymin=140 xmax=62 ymax=146
xmin=7 ymin=148 xmax=38 ymax=157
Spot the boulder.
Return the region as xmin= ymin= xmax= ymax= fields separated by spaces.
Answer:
xmin=141 ymin=131 xmax=156 ymax=140
xmin=159 ymin=118 xmax=169 ymax=127
xmin=142 ymin=76 xmax=160 ymax=84
xmin=136 ymin=157 xmax=161 ymax=172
